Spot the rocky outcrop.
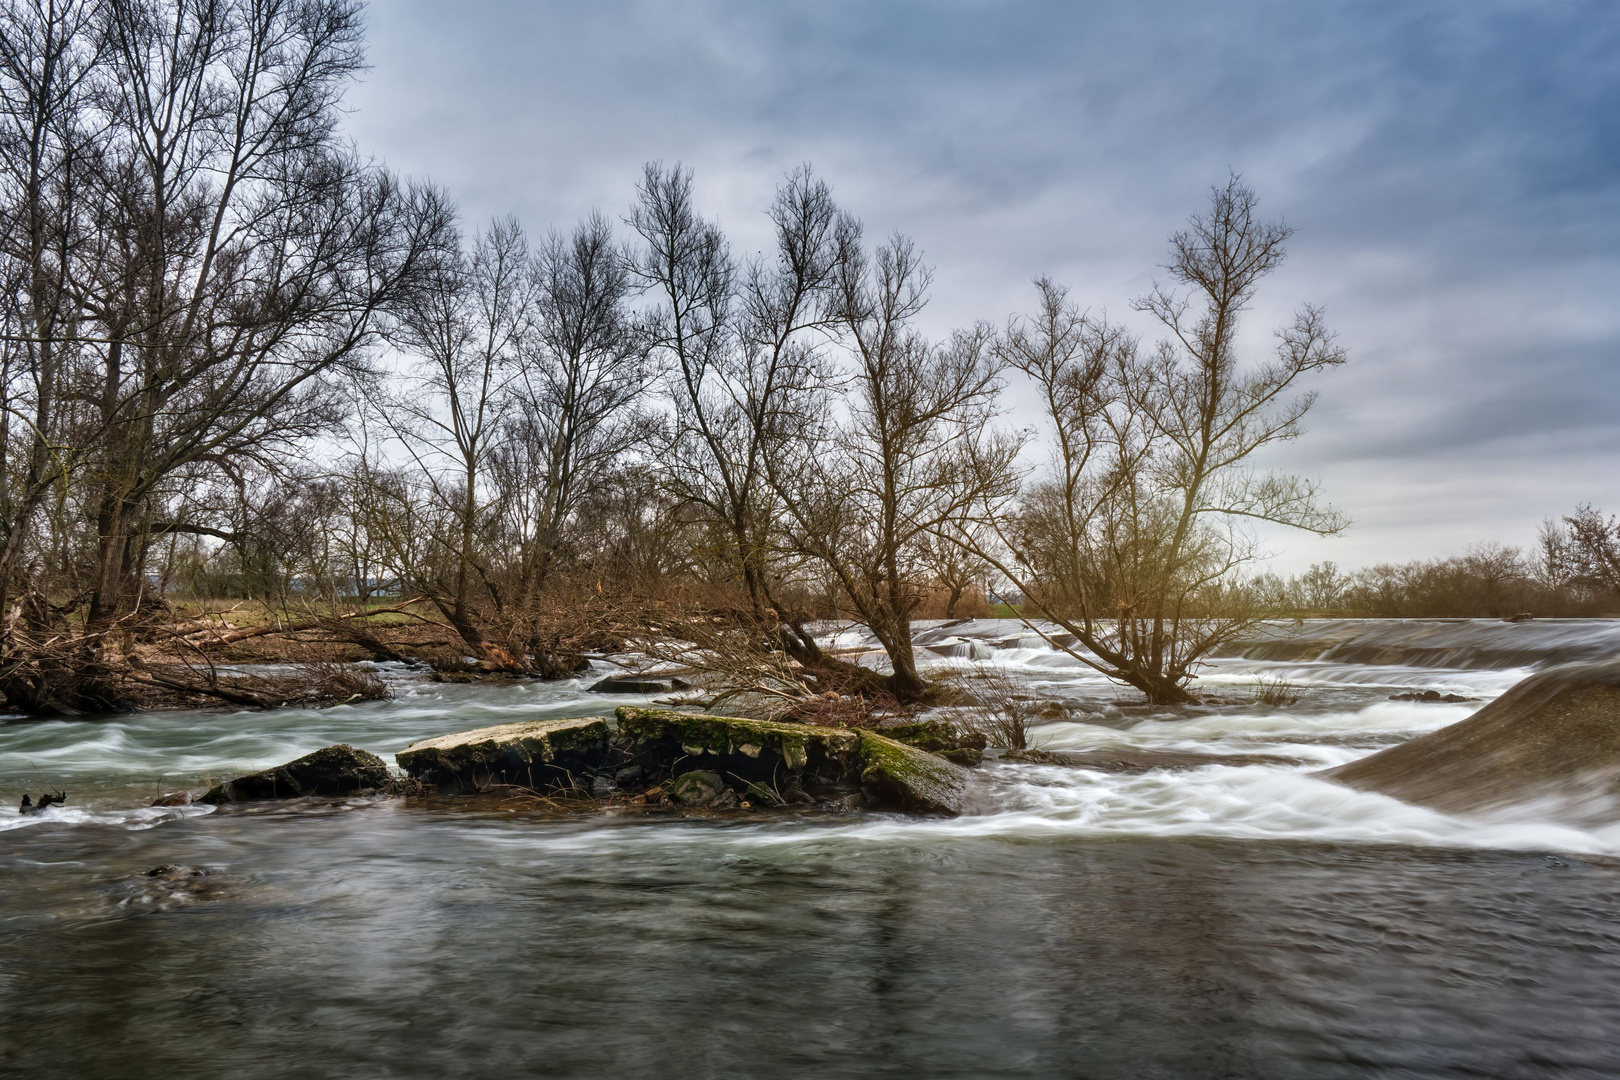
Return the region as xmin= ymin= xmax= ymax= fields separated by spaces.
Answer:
xmin=395 ymin=717 xmax=610 ymax=792
xmin=202 ymin=744 xmax=390 ymax=804
xmin=1322 ymin=660 xmax=1620 ymax=821
xmin=18 ymin=791 xmax=66 ymax=814
xmin=198 ymin=710 xmax=970 ymax=816
xmin=856 ymin=731 xmax=968 ymax=815
xmin=613 ymin=707 xmax=968 ymax=814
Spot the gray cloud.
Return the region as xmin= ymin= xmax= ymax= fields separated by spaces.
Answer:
xmin=344 ymin=0 xmax=1620 ymax=571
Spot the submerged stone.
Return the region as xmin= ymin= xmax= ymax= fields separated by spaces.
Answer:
xmin=396 ymin=717 xmax=610 ymax=792
xmin=1388 ymin=690 xmax=1474 ymax=703
xmin=671 ymin=770 xmax=727 ymax=806
xmin=855 ymin=731 xmax=968 ymax=816
xmin=202 ymin=744 xmax=389 ymax=804
xmin=1322 ymin=660 xmax=1620 ymax=822
xmin=589 ymin=674 xmax=688 ymax=694
xmin=123 ymin=864 xmax=234 ymax=907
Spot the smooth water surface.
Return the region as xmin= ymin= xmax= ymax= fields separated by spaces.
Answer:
xmin=5 ymin=620 xmax=1620 ymax=1078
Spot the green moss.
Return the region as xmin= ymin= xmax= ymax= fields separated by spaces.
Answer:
xmin=615 ymin=707 xmax=857 ymax=768
xmin=856 ymin=731 xmax=967 ymax=816
xmin=880 ymin=720 xmax=988 ymax=753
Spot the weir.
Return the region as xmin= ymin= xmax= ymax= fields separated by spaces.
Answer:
xmin=822 ymin=615 xmax=1620 ymax=674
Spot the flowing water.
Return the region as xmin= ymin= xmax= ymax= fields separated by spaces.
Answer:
xmin=4 ymin=619 xmax=1620 ymax=1078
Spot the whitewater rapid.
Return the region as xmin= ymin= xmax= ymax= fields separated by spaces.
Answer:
xmin=5 ymin=618 xmax=1618 ymax=854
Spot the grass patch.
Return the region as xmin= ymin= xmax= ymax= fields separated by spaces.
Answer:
xmin=1248 ymin=677 xmax=1302 ymax=707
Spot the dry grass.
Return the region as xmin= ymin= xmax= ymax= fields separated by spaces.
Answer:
xmin=1247 ymin=677 xmax=1302 ymax=707
xmin=941 ymin=664 xmax=1043 ymax=750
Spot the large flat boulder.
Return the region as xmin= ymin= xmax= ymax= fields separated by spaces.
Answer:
xmin=396 ymin=717 xmax=610 ymax=792
xmin=202 ymin=744 xmax=389 ymax=804
xmin=856 ymin=731 xmax=968 ymax=816
xmin=614 ymin=706 xmax=859 ymax=780
xmin=1322 ymin=660 xmax=1620 ymax=821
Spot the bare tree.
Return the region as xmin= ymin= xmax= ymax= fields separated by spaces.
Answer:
xmin=963 ymin=178 xmax=1346 ymax=704
xmin=771 ymin=233 xmax=1011 ymax=701
xmin=377 ymin=217 xmax=529 ymax=666
xmin=498 ymin=210 xmax=648 ymax=609
xmin=918 ymin=516 xmax=994 ymax=618
xmin=72 ymin=0 xmax=452 ymax=634
xmin=628 ymin=163 xmax=850 ymax=630
xmin=0 ymin=0 xmax=451 ymax=711
xmin=0 ymin=0 xmax=104 ymax=620
xmin=1296 ymin=560 xmax=1351 ymax=611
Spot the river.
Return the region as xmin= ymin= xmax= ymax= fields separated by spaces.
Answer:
xmin=4 ymin=618 xmax=1620 ymax=1078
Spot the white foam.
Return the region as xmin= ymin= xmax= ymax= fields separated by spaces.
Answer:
xmin=1 ymin=802 xmax=214 ymax=832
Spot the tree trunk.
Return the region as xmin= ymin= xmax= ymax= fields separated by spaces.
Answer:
xmin=1126 ymin=670 xmax=1197 ymax=705
xmin=869 ymin=615 xmax=927 ymax=703
xmin=86 ymin=496 xmax=135 ymax=634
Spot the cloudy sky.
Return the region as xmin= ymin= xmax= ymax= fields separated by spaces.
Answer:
xmin=343 ymin=0 xmax=1620 ymax=573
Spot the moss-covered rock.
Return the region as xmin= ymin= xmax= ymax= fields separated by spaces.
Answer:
xmin=396 ymin=717 xmax=610 ymax=792
xmin=878 ymin=719 xmax=988 ymax=766
xmin=880 ymin=719 xmax=987 ymax=751
xmin=202 ymin=744 xmax=390 ymax=804
xmin=856 ymin=731 xmax=969 ymax=816
xmin=614 ymin=707 xmax=858 ymax=781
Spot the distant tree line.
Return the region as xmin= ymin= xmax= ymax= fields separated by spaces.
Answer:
xmin=1257 ymin=506 xmax=1620 ymax=618
xmin=2 ymin=0 xmax=1359 ymax=710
